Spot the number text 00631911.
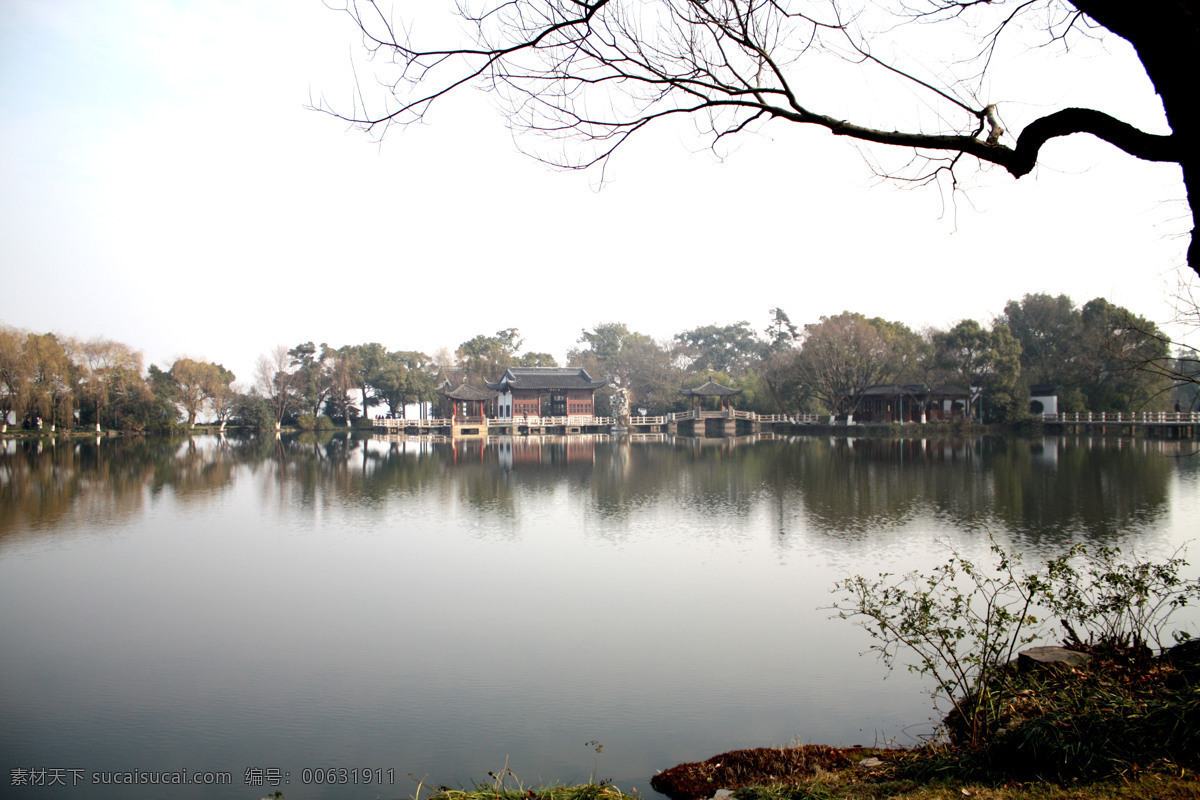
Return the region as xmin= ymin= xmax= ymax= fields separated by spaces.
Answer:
xmin=301 ymin=768 xmax=396 ymax=785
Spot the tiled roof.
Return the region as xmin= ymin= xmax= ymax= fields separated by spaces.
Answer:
xmin=440 ymin=383 xmax=498 ymax=401
xmin=681 ymin=379 xmax=741 ymax=397
xmin=859 ymin=384 xmax=929 ymax=396
xmin=856 ymin=384 xmax=972 ymax=397
xmin=487 ymin=367 xmax=605 ymax=391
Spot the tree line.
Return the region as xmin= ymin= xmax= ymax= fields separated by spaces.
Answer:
xmin=1 ymin=293 xmax=1194 ymax=432
xmin=569 ymin=297 xmax=1189 ymax=423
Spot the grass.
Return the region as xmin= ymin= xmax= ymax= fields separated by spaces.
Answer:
xmin=418 ymin=786 xmax=636 ymax=800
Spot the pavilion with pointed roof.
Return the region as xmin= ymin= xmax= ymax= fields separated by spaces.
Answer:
xmin=438 ymin=381 xmax=498 ymax=419
xmin=680 ymin=379 xmax=742 ymax=411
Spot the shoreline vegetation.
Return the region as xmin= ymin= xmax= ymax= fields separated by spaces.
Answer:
xmin=410 ymin=640 xmax=1199 ymax=800
xmin=4 ymin=296 xmax=1195 ymax=441
xmin=0 ymin=420 xmax=1053 ymax=440
xmin=413 ymin=545 xmax=1200 ymax=800
xmin=413 ymin=754 xmax=1200 ymax=800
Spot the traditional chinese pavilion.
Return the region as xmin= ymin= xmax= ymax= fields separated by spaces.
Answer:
xmin=438 ymin=382 xmax=498 ymax=419
xmin=680 ymin=379 xmax=742 ymax=411
xmin=486 ymin=367 xmax=606 ymax=418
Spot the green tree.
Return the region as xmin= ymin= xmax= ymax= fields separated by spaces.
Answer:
xmin=373 ymin=350 xmax=440 ymax=417
xmin=674 ymin=321 xmax=763 ymax=378
xmin=457 ymin=328 xmax=523 ymax=382
xmin=342 ymin=342 xmax=387 ymax=420
xmin=764 ymin=308 xmax=799 ymax=354
xmin=1078 ymin=299 xmax=1172 ymax=411
xmin=759 ymin=309 xmax=805 ymax=413
xmin=168 ymin=358 xmax=214 ymax=428
xmin=231 ymin=391 xmax=276 ymax=432
xmin=932 ymin=320 xmax=1024 ymax=421
xmin=513 ymin=351 xmax=559 ymax=368
xmin=569 ymin=322 xmax=681 ymax=414
xmin=985 ymin=325 xmax=1026 ymax=423
xmin=794 ymin=312 xmax=908 ymax=420
xmin=288 ymin=342 xmax=335 ymax=419
xmin=145 ymin=364 xmax=183 ymax=430
xmin=1000 ymin=293 xmax=1083 ymax=387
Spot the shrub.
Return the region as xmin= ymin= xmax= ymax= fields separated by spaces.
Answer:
xmin=831 ymin=542 xmax=1046 ymax=748
xmin=1043 ymin=544 xmax=1199 ymax=651
xmin=830 ymin=541 xmax=1199 ymax=751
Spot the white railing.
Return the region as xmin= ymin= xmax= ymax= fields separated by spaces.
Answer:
xmin=374 ymin=411 xmax=1200 ymax=432
xmin=373 ymin=411 xmax=872 ymax=433
xmin=375 ymin=415 xmax=618 ymax=429
xmin=756 ymin=413 xmax=824 ymax=424
xmin=492 ymin=416 xmax=615 ymax=427
xmin=372 ymin=417 xmax=454 ymax=429
xmin=1043 ymin=411 xmax=1200 ymax=424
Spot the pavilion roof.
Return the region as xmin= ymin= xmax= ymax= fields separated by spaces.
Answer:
xmin=487 ymin=367 xmax=605 ymax=392
xmin=858 ymin=384 xmax=931 ymax=397
xmin=680 ymin=379 xmax=741 ymax=397
xmin=440 ymin=382 xmax=498 ymax=401
xmin=853 ymin=383 xmax=972 ymax=398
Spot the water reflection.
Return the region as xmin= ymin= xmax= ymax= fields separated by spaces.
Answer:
xmin=1 ymin=433 xmax=1188 ymax=552
xmin=1 ymin=432 xmax=1197 ymax=800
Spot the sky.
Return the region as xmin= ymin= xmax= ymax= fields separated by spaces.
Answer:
xmin=1 ymin=0 xmax=1195 ymax=387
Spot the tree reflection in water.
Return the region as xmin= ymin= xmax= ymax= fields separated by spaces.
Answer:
xmin=0 ymin=433 xmax=1186 ymax=553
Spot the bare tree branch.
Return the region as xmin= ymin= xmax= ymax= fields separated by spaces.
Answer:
xmin=317 ymin=0 xmax=1198 ymax=271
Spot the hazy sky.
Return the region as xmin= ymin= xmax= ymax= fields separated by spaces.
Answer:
xmin=1 ymin=0 xmax=1194 ymax=385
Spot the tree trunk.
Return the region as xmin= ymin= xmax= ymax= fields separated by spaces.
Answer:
xmin=1075 ymin=0 xmax=1199 ymax=271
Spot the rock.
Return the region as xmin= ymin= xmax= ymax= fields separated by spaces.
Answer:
xmin=857 ymin=758 xmax=883 ymax=768
xmin=1161 ymin=638 xmax=1200 ymax=667
xmin=650 ymin=746 xmax=854 ymax=800
xmin=1161 ymin=639 xmax=1200 ymax=687
xmin=1017 ymin=646 xmax=1092 ymax=672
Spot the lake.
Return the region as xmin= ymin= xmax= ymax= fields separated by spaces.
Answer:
xmin=1 ymin=433 xmax=1197 ymax=799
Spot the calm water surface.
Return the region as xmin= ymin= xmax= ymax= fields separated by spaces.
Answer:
xmin=1 ymin=433 xmax=1197 ymax=799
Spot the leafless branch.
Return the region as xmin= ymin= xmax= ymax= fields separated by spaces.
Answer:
xmin=315 ymin=0 xmax=1194 ymax=269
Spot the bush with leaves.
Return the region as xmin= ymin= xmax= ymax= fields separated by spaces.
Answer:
xmin=1043 ymin=544 xmax=1197 ymax=652
xmin=830 ymin=541 xmax=1199 ymax=750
